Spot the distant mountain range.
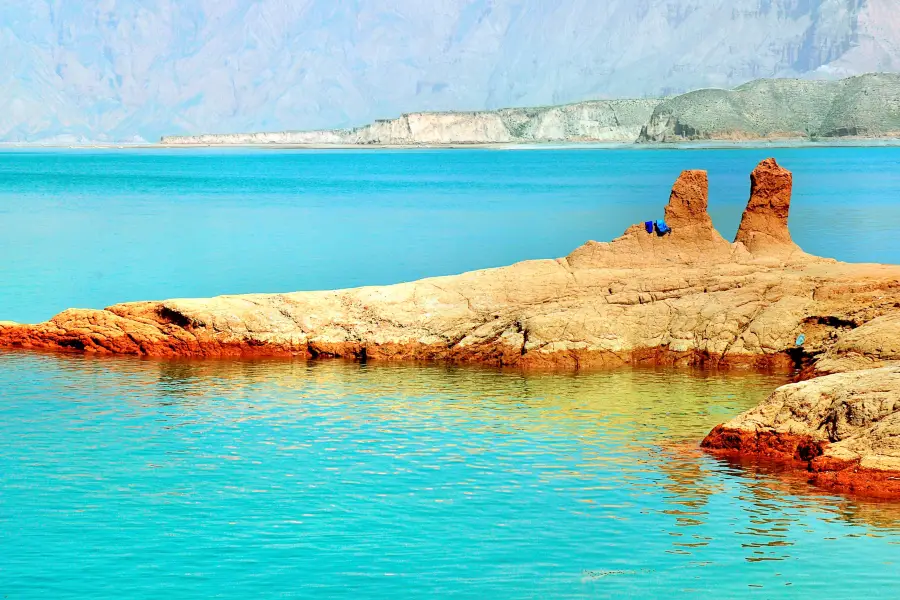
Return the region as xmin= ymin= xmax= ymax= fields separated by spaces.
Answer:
xmin=3 ymin=0 xmax=900 ymax=143
xmin=161 ymin=73 xmax=900 ymax=146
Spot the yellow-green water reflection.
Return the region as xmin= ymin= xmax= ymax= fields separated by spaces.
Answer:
xmin=2 ymin=351 xmax=899 ymax=598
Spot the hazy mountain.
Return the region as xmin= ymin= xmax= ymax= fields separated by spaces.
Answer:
xmin=1 ymin=0 xmax=898 ymax=142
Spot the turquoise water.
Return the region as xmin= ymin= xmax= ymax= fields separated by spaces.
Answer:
xmin=3 ymin=353 xmax=900 ymax=598
xmin=2 ymin=148 xmax=900 ymax=597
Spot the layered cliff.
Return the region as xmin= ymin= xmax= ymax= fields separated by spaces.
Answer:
xmin=161 ymin=74 xmax=900 ymax=146
xmin=639 ymin=73 xmax=900 ymax=142
xmin=161 ymin=99 xmax=661 ymax=146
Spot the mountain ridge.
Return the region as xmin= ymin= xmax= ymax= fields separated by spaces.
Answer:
xmin=161 ymin=73 xmax=900 ymax=146
xmin=3 ymin=0 xmax=900 ymax=142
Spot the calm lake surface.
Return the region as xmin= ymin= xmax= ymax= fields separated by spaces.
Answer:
xmin=2 ymin=148 xmax=900 ymax=598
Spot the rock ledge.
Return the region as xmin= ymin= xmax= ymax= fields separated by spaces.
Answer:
xmin=702 ymin=367 xmax=900 ymax=499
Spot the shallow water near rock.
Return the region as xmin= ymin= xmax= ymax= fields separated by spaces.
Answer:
xmin=3 ymin=352 xmax=900 ymax=598
xmin=3 ymin=147 xmax=900 ymax=597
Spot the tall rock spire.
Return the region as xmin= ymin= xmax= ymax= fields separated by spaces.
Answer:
xmin=664 ymin=169 xmax=727 ymax=244
xmin=734 ymin=158 xmax=801 ymax=255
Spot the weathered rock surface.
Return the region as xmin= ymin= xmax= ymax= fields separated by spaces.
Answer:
xmin=698 ymin=158 xmax=900 ymax=498
xmin=734 ymin=158 xmax=801 ymax=256
xmin=1 ymin=156 xmax=899 ymax=371
xmin=702 ymin=367 xmax=900 ymax=499
xmin=813 ymin=314 xmax=900 ymax=376
xmin=0 ymin=159 xmax=889 ymax=364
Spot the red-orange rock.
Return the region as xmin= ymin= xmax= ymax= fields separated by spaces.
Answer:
xmin=734 ymin=158 xmax=801 ymax=255
xmin=664 ymin=169 xmax=718 ymax=238
xmin=702 ymin=367 xmax=900 ymax=500
xmin=701 ymin=425 xmax=825 ymax=463
xmin=703 ymin=426 xmax=900 ymax=500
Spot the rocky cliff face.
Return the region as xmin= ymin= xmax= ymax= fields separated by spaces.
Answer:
xmin=162 ymin=74 xmax=900 ymax=146
xmin=639 ymin=73 xmax=900 ymax=142
xmin=161 ymin=99 xmax=661 ymax=146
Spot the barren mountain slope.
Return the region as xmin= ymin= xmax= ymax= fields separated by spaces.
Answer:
xmin=4 ymin=0 xmax=900 ymax=142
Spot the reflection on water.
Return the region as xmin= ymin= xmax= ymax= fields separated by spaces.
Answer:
xmin=2 ymin=351 xmax=899 ymax=599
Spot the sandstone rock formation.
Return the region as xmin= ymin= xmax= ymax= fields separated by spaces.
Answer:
xmin=734 ymin=158 xmax=801 ymax=256
xmin=2 ymin=157 xmax=898 ymax=370
xmin=702 ymin=367 xmax=900 ymax=499
xmin=564 ymin=169 xmax=736 ymax=269
xmin=4 ymin=157 xmax=900 ymax=498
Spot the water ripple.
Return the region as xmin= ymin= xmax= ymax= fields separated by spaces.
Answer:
xmin=2 ymin=352 xmax=900 ymax=598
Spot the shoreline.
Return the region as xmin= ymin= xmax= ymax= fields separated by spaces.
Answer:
xmin=3 ymin=157 xmax=900 ymax=500
xmin=2 ymin=138 xmax=900 ymax=152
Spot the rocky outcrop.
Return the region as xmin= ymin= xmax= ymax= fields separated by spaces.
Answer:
xmin=564 ymin=169 xmax=736 ymax=269
xmin=638 ymin=73 xmax=900 ymax=143
xmin=663 ymin=169 xmax=727 ymax=245
xmin=702 ymin=367 xmax=900 ymax=499
xmin=698 ymin=158 xmax=900 ymax=497
xmin=1 ymin=156 xmax=899 ymax=369
xmin=734 ymin=158 xmax=801 ymax=256
xmin=810 ymin=313 xmax=900 ymax=376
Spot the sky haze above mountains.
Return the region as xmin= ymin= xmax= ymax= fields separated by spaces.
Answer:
xmin=2 ymin=0 xmax=899 ymax=142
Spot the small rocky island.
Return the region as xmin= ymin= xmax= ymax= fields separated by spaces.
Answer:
xmin=3 ymin=158 xmax=899 ymax=499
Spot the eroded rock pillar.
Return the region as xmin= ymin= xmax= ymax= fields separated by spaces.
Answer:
xmin=734 ymin=158 xmax=799 ymax=254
